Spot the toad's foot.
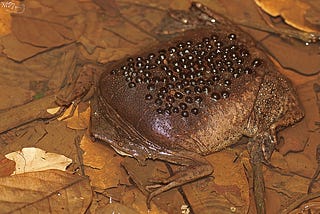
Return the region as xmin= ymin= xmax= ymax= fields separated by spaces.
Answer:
xmin=254 ymin=132 xmax=276 ymax=162
xmin=144 ymin=150 xmax=213 ymax=208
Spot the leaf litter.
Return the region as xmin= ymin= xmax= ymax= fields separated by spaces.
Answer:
xmin=0 ymin=169 xmax=92 ymax=213
xmin=0 ymin=0 xmax=319 ymax=213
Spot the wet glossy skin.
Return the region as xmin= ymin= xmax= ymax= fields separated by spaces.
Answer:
xmin=90 ymin=2 xmax=304 ymax=204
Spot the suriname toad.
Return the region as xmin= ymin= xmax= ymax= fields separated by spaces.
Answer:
xmin=90 ymin=2 xmax=304 ymax=205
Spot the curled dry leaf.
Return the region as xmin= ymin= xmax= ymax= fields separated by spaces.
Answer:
xmin=47 ymin=106 xmax=61 ymax=115
xmin=255 ymin=0 xmax=320 ymax=33
xmin=0 ymin=169 xmax=92 ymax=213
xmin=58 ymin=104 xmax=91 ymax=130
xmin=5 ymin=147 xmax=72 ymax=175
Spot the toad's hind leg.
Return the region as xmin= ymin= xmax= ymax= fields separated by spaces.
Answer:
xmin=146 ymin=150 xmax=213 ymax=207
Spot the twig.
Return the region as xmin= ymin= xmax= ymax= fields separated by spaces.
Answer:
xmin=248 ymin=141 xmax=266 ymax=214
xmin=308 ymin=144 xmax=320 ymax=193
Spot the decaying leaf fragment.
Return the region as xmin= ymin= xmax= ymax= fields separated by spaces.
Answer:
xmin=0 ymin=169 xmax=92 ymax=213
xmin=5 ymin=147 xmax=72 ymax=175
xmin=58 ymin=104 xmax=91 ymax=130
xmin=80 ymin=134 xmax=130 ymax=189
xmin=255 ymin=0 xmax=320 ymax=33
xmin=0 ymin=155 xmax=15 ymax=177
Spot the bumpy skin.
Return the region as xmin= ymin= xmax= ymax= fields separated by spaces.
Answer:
xmin=90 ymin=2 xmax=304 ymax=205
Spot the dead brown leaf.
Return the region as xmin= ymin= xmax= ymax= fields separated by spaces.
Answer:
xmin=0 ymin=154 xmax=15 ymax=177
xmin=11 ymin=16 xmax=75 ymax=47
xmin=94 ymin=202 xmax=140 ymax=214
xmin=0 ymin=34 xmax=48 ymax=61
xmin=270 ymin=151 xmax=289 ymax=170
xmin=121 ymin=187 xmax=167 ymax=214
xmin=101 ymin=185 xmax=127 ymax=202
xmin=39 ymin=0 xmax=82 ymax=16
xmin=0 ymin=169 xmax=92 ymax=213
xmin=262 ymin=36 xmax=320 ymax=76
xmin=0 ymin=43 xmax=78 ymax=111
xmin=255 ymin=0 xmax=320 ymax=32
xmin=265 ymin=189 xmax=283 ymax=214
xmin=0 ymin=85 xmax=34 ymax=110
xmin=59 ymin=104 xmax=91 ymax=130
xmin=0 ymin=0 xmax=82 ymax=61
xmin=264 ymin=173 xmax=309 ymax=213
xmin=80 ymin=134 xmax=130 ymax=189
xmin=188 ymin=150 xmax=250 ymax=213
xmin=0 ymin=8 xmax=11 ymax=36
xmin=265 ymin=169 xmax=310 ymax=205
xmin=92 ymin=0 xmax=120 ymax=16
xmin=285 ymin=152 xmax=315 ymax=177
xmin=121 ymin=158 xmax=185 ymax=213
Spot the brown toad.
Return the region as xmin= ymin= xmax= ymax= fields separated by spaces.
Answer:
xmin=90 ymin=2 xmax=304 ymax=205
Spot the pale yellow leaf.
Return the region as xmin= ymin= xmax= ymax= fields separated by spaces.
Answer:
xmin=5 ymin=147 xmax=72 ymax=175
xmin=47 ymin=106 xmax=61 ymax=115
xmin=57 ymin=104 xmax=74 ymax=120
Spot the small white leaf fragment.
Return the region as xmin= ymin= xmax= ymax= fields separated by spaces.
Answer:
xmin=47 ymin=106 xmax=61 ymax=115
xmin=5 ymin=147 xmax=72 ymax=175
xmin=181 ymin=204 xmax=190 ymax=214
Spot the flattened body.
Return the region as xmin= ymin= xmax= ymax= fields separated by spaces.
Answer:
xmin=89 ymin=4 xmax=304 ymax=205
xmin=94 ymin=27 xmax=271 ymax=155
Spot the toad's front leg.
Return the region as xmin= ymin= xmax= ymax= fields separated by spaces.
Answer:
xmin=145 ymin=149 xmax=213 ymax=208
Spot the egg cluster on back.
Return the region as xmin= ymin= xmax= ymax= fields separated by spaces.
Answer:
xmin=110 ymin=30 xmax=263 ymax=118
